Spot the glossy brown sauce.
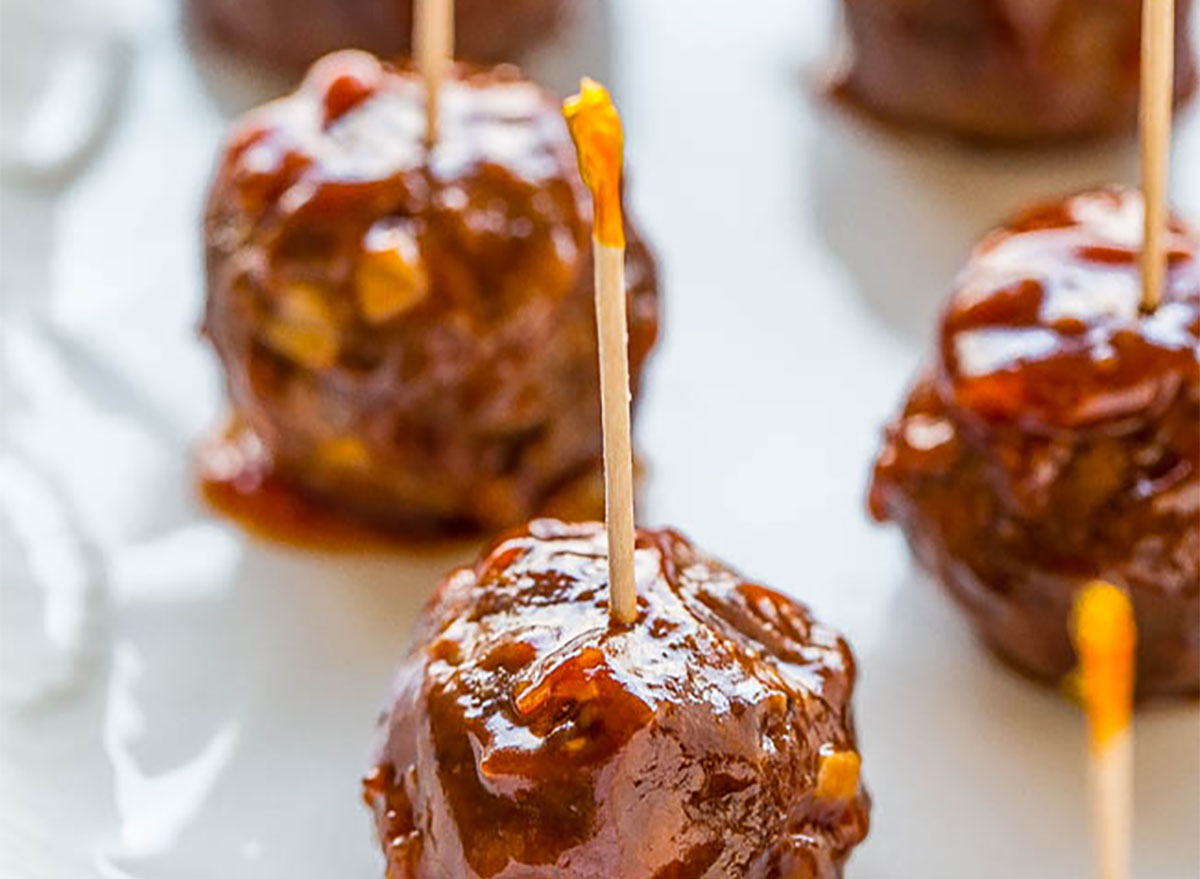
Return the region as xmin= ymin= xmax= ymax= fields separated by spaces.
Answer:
xmin=366 ymin=520 xmax=869 ymax=878
xmin=941 ymin=187 xmax=1200 ymax=432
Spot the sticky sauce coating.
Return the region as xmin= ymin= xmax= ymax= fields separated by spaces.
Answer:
xmin=365 ymin=520 xmax=870 ymax=878
xmin=942 ymin=187 xmax=1200 ymax=431
xmin=202 ymin=52 xmax=659 ymax=537
xmin=871 ymin=187 xmax=1200 ymax=699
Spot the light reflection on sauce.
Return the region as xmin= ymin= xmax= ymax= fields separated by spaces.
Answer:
xmin=953 ymin=327 xmax=1061 ymax=378
xmin=367 ymin=520 xmax=868 ymax=877
xmin=941 ymin=187 xmax=1200 ymax=430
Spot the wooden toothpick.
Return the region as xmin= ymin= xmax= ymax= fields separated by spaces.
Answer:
xmin=563 ymin=78 xmax=637 ymax=626
xmin=1139 ymin=0 xmax=1175 ymax=312
xmin=1071 ymin=581 xmax=1137 ymax=879
xmin=416 ymin=0 xmax=454 ymax=145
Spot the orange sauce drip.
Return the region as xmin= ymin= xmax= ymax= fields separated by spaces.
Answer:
xmin=563 ymin=78 xmax=625 ymax=249
xmin=1070 ymin=581 xmax=1136 ymax=751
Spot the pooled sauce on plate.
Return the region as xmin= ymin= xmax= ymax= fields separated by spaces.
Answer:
xmin=198 ymin=422 xmax=609 ymax=551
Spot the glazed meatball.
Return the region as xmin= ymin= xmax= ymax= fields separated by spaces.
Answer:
xmin=364 ymin=519 xmax=870 ymax=878
xmin=203 ymin=51 xmax=659 ymax=535
xmin=870 ymin=187 xmax=1199 ymax=698
xmin=190 ymin=0 xmax=566 ymax=68
xmin=838 ymin=0 xmax=1197 ymax=142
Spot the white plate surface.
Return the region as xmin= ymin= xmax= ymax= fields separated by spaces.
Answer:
xmin=1 ymin=1 xmax=1198 ymax=877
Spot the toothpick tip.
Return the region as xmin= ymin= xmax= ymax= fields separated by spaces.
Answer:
xmin=563 ymin=77 xmax=625 ymax=248
xmin=1071 ymin=581 xmax=1136 ymax=751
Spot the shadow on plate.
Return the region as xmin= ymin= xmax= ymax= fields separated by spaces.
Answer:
xmin=807 ymin=103 xmax=1138 ymax=345
xmin=521 ymin=0 xmax=613 ymax=97
xmin=851 ymin=567 xmax=1199 ymax=878
xmin=180 ymin=7 xmax=296 ymax=119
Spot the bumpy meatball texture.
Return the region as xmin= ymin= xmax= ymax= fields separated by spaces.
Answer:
xmin=191 ymin=0 xmax=566 ymax=68
xmin=870 ymin=187 xmax=1200 ymax=698
xmin=839 ymin=0 xmax=1197 ymax=141
xmin=364 ymin=520 xmax=870 ymax=878
xmin=204 ymin=52 xmax=659 ymax=535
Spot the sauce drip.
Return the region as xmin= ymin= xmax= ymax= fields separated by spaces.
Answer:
xmin=366 ymin=520 xmax=869 ymax=878
xmin=197 ymin=424 xmax=414 ymax=552
xmin=198 ymin=423 xmax=608 ymax=551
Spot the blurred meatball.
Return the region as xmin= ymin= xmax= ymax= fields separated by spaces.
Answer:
xmin=870 ymin=187 xmax=1200 ymax=698
xmin=203 ymin=51 xmax=659 ymax=535
xmin=191 ymin=0 xmax=567 ymax=68
xmin=838 ymin=0 xmax=1197 ymax=141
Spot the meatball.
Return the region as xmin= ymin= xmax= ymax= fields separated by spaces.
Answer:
xmin=869 ymin=187 xmax=1199 ymax=699
xmin=203 ymin=51 xmax=659 ymax=535
xmin=189 ymin=0 xmax=566 ymax=68
xmin=837 ymin=0 xmax=1197 ymax=142
xmin=363 ymin=519 xmax=870 ymax=878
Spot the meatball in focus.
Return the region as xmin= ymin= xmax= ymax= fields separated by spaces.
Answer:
xmin=870 ymin=187 xmax=1200 ymax=699
xmin=364 ymin=519 xmax=870 ymax=878
xmin=838 ymin=0 xmax=1197 ymax=142
xmin=203 ymin=51 xmax=659 ymax=535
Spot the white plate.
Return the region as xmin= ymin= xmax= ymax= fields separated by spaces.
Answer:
xmin=1 ymin=1 xmax=1198 ymax=877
